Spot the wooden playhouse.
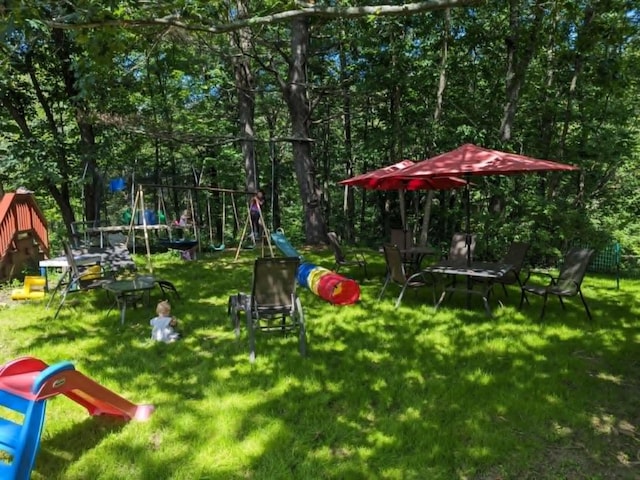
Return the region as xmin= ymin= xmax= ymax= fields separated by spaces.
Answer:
xmin=0 ymin=192 xmax=49 ymax=281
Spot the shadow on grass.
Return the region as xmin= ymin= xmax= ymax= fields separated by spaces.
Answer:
xmin=35 ymin=416 xmax=126 ymax=478
xmin=6 ymin=248 xmax=640 ymax=479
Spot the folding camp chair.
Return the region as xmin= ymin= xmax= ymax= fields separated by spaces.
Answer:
xmin=231 ymin=257 xmax=306 ymax=363
xmin=327 ymin=232 xmax=367 ymax=278
xmin=519 ymin=247 xmax=594 ymax=320
xmin=379 ymin=244 xmax=434 ymax=308
xmin=51 ymin=241 xmax=115 ymax=319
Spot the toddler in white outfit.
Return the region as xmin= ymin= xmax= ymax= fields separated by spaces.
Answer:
xmin=150 ymin=300 xmax=180 ymax=343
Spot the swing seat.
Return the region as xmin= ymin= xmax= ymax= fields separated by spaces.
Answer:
xmin=210 ymin=243 xmax=225 ymax=252
xmin=158 ymin=240 xmax=198 ymax=251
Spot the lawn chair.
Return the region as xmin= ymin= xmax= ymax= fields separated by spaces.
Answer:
xmin=52 ymin=241 xmax=115 ymax=319
xmin=519 ymin=247 xmax=595 ymax=320
xmin=234 ymin=257 xmax=306 ymax=363
xmin=378 ymin=243 xmax=434 ymax=308
xmin=327 ymin=232 xmax=367 ymax=278
xmin=493 ymin=241 xmax=530 ymax=295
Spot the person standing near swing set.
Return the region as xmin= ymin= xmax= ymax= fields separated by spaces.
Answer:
xmin=250 ymin=189 xmax=265 ymax=241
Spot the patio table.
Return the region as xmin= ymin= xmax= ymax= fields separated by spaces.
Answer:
xmin=422 ymin=261 xmax=514 ymax=317
xmin=103 ymin=277 xmax=156 ymax=325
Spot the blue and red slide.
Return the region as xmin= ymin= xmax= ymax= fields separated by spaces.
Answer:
xmin=0 ymin=356 xmax=154 ymax=420
xmin=0 ymin=356 xmax=153 ymax=479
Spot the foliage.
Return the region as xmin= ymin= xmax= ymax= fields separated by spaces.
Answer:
xmin=0 ymin=1 xmax=639 ymax=249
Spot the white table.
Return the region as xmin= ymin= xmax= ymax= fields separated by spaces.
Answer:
xmin=39 ymin=254 xmax=102 ymax=269
xmin=40 ymin=254 xmax=102 ymax=290
xmin=40 ymin=254 xmax=102 ymax=307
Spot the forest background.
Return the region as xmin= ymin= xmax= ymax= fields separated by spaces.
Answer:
xmin=1 ymin=0 xmax=639 ymax=264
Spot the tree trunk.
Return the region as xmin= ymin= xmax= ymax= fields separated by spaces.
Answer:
xmin=538 ymin=0 xmax=560 ymax=160
xmin=282 ymin=17 xmax=327 ymax=244
xmin=339 ymin=31 xmax=355 ymax=242
xmin=321 ymin=101 xmax=331 ymax=227
xmin=266 ymin=110 xmax=281 ymax=230
xmin=552 ymin=5 xmax=596 ymax=200
xmin=1 ymin=77 xmax=77 ymax=240
xmin=420 ymin=8 xmax=450 ymax=247
xmin=232 ymin=0 xmax=258 ymax=194
xmin=52 ymin=28 xmax=100 ymax=223
xmin=499 ymin=0 xmax=544 ymax=141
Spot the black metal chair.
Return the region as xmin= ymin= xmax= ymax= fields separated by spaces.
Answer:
xmin=379 ymin=243 xmax=434 ymax=308
xmin=390 ymin=228 xmax=416 ymax=271
xmin=327 ymin=232 xmax=367 ymax=278
xmin=519 ymin=247 xmax=594 ymax=320
xmin=492 ymin=241 xmax=531 ymax=296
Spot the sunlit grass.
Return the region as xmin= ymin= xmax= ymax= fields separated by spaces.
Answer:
xmin=0 ymin=247 xmax=638 ymax=479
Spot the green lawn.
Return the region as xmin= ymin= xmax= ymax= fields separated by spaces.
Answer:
xmin=1 ymin=247 xmax=638 ymax=479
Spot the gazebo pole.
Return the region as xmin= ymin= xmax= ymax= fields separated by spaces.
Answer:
xmin=399 ymin=189 xmax=407 ymax=234
xmin=464 ymin=175 xmax=472 ymax=308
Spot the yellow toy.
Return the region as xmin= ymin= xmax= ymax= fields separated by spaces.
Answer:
xmin=11 ymin=276 xmax=46 ymax=301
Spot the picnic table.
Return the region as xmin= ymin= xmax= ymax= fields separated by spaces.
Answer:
xmin=422 ymin=260 xmax=515 ymax=317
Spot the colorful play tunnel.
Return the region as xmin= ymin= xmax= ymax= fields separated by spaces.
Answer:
xmin=297 ymin=262 xmax=360 ymax=305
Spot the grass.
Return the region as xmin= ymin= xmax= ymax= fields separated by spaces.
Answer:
xmin=1 ymin=246 xmax=639 ymax=479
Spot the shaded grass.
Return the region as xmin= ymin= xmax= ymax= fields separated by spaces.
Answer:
xmin=0 ymin=247 xmax=639 ymax=479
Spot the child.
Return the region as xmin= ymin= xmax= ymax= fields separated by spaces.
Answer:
xmin=250 ymin=189 xmax=265 ymax=240
xmin=150 ymin=300 xmax=180 ymax=343
xmin=178 ymin=209 xmax=191 ymax=226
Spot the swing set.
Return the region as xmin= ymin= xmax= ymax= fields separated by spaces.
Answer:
xmin=207 ymin=190 xmax=242 ymax=251
xmin=137 ymin=183 xmax=263 ymax=255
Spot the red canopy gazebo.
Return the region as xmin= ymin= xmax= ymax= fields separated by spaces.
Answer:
xmin=384 ymin=143 xmax=580 ymax=264
xmin=339 ymin=160 xmax=468 ymax=230
xmin=339 ymin=160 xmax=467 ymax=191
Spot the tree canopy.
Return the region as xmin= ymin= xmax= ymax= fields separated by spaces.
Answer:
xmin=1 ymin=1 xmax=639 ymax=253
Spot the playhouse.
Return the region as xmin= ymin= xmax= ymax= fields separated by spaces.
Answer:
xmin=0 ymin=191 xmax=49 ymax=281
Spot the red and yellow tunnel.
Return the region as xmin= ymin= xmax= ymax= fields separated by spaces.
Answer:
xmin=297 ymin=262 xmax=360 ymax=305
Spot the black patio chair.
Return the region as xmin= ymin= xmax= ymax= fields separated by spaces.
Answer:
xmin=519 ymin=247 xmax=594 ymax=320
xmin=390 ymin=228 xmax=416 ymax=271
xmin=378 ymin=243 xmax=434 ymax=308
xmin=231 ymin=257 xmax=306 ymax=363
xmin=327 ymin=232 xmax=367 ymax=278
xmin=493 ymin=241 xmax=531 ymax=296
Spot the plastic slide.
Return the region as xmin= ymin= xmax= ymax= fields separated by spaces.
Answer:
xmin=271 ymin=232 xmax=360 ymax=305
xmin=270 ymin=231 xmax=302 ymax=258
xmin=0 ymin=357 xmax=154 ymax=421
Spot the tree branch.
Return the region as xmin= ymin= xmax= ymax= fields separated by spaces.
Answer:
xmin=48 ymin=0 xmax=482 ymax=34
